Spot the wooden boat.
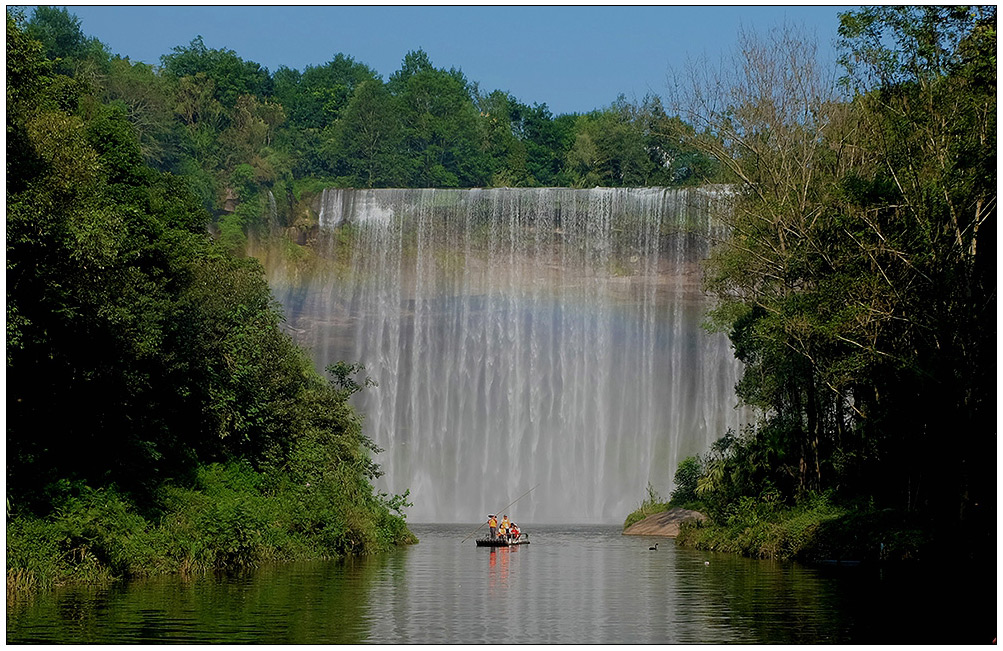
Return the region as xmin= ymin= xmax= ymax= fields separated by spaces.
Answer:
xmin=475 ymin=536 xmax=530 ymax=547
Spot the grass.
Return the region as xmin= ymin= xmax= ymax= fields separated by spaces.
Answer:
xmin=674 ymin=494 xmax=936 ymax=563
xmin=6 ymin=461 xmax=417 ymax=599
xmin=675 ymin=496 xmax=847 ymax=560
xmin=623 ymin=484 xmax=673 ymax=529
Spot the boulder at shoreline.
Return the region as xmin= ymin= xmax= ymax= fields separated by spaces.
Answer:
xmin=623 ymin=508 xmax=708 ymax=537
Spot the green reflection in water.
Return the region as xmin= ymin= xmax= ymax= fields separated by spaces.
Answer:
xmin=8 ymin=525 xmax=991 ymax=644
xmin=7 ymin=555 xmax=391 ymax=644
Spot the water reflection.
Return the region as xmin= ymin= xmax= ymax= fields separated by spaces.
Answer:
xmin=487 ymin=547 xmax=513 ymax=590
xmin=7 ymin=558 xmax=384 ymax=644
xmin=7 ymin=524 xmax=992 ymax=644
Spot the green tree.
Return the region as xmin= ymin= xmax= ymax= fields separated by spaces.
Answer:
xmin=160 ymin=35 xmax=272 ymax=109
xmin=6 ymin=16 xmax=409 ymax=540
xmin=334 ymin=79 xmax=404 ymax=187
xmin=680 ymin=10 xmax=994 ymax=530
xmin=218 ymin=93 xmax=286 ymax=174
xmin=101 ymin=56 xmax=180 ymax=169
xmin=833 ymin=5 xmax=996 ymax=518
xmin=273 ymin=54 xmax=379 ymax=130
xmin=386 ymin=48 xmax=435 ymax=94
xmin=679 ymin=23 xmax=865 ymax=495
xmin=637 ymin=96 xmax=723 ymax=186
xmin=25 ymin=5 xmax=109 ymax=76
xmin=513 ymin=102 xmax=577 ymax=186
xmin=390 ymin=50 xmax=489 ymax=187
xmin=669 ymin=456 xmax=702 ymax=504
xmin=476 ymin=89 xmax=530 ymax=187
xmin=565 ymin=97 xmax=652 ymax=187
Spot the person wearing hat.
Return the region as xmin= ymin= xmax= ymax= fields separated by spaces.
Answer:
xmin=500 ymin=514 xmax=511 ymax=540
xmin=488 ymin=514 xmax=498 ymax=539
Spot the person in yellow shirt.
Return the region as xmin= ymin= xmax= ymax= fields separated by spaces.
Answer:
xmin=488 ymin=514 xmax=498 ymax=539
xmin=500 ymin=515 xmax=511 ymax=540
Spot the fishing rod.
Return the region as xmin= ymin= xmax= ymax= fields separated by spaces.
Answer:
xmin=461 ymin=483 xmax=539 ymax=543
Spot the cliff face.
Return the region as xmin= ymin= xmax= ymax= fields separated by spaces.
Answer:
xmin=622 ymin=508 xmax=708 ymax=537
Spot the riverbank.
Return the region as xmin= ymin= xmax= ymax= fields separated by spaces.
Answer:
xmin=622 ymin=508 xmax=708 ymax=537
xmin=624 ymin=491 xmax=997 ymax=568
xmin=6 ymin=461 xmax=417 ymax=601
xmin=654 ymin=500 xmax=949 ymax=564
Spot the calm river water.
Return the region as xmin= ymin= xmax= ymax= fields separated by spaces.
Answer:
xmin=6 ymin=524 xmax=991 ymax=644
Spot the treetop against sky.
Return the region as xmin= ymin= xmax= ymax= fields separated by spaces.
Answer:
xmin=56 ymin=5 xmax=850 ymax=115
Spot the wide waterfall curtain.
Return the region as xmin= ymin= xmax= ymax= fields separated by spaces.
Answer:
xmin=266 ymin=187 xmax=749 ymax=523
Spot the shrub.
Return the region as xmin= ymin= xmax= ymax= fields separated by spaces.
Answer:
xmin=623 ymin=483 xmax=672 ymax=529
xmin=675 ymin=491 xmax=849 ymax=560
xmin=6 ymin=458 xmax=417 ymax=594
xmin=669 ymin=456 xmax=701 ymax=505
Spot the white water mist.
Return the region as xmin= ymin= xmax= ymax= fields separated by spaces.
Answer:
xmin=263 ymin=187 xmax=749 ymax=523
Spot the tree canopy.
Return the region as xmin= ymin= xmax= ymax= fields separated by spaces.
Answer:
xmin=674 ymin=8 xmax=995 ymax=535
xmin=6 ymin=12 xmax=413 ymax=567
xmin=11 ymin=7 xmax=726 ymax=244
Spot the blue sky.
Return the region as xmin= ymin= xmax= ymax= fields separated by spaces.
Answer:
xmin=56 ymin=5 xmax=853 ymax=115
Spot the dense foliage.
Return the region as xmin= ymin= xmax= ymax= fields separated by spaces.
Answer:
xmin=11 ymin=6 xmax=725 ymax=259
xmin=6 ymin=10 xmax=415 ymax=593
xmin=662 ymin=6 xmax=995 ymax=560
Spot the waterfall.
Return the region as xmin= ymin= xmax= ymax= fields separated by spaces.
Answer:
xmin=267 ymin=190 xmax=278 ymax=226
xmin=263 ymin=187 xmax=750 ymax=524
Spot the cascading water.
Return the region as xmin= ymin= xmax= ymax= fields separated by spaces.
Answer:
xmin=267 ymin=190 xmax=278 ymax=226
xmin=261 ymin=187 xmax=750 ymax=524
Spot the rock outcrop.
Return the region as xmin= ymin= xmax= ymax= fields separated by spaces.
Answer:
xmin=623 ymin=508 xmax=708 ymax=537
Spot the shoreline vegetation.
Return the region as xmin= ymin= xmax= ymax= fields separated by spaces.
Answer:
xmin=623 ymin=487 xmax=938 ymax=565
xmin=624 ymin=7 xmax=994 ymax=569
xmin=7 ymin=9 xmax=420 ymax=601
xmin=7 ymin=462 xmax=418 ymax=600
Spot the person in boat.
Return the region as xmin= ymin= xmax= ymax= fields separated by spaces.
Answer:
xmin=488 ymin=514 xmax=498 ymax=539
xmin=500 ymin=515 xmax=511 ymax=540
xmin=510 ymin=522 xmax=520 ymax=541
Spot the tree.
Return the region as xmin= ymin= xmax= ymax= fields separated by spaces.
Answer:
xmin=386 ymin=48 xmax=435 ymax=94
xmin=7 ymin=15 xmax=396 ymax=519
xmin=476 ymin=89 xmax=530 ymax=187
xmin=670 ymin=457 xmax=702 ymax=504
xmin=390 ymin=50 xmax=489 ymax=187
xmin=565 ymin=97 xmax=651 ymax=187
xmin=160 ymin=36 xmax=272 ymax=109
xmin=834 ymin=6 xmax=996 ymax=519
xmin=334 ymin=79 xmax=403 ymax=187
xmin=272 ymin=54 xmax=379 ymax=130
xmin=101 ymin=56 xmax=180 ymax=169
xmin=8 ymin=15 xmax=203 ymax=504
xmin=677 ymin=11 xmax=995 ymax=527
xmin=25 ymin=5 xmax=108 ymax=76
xmin=637 ymin=95 xmax=723 ymax=186
xmin=218 ymin=93 xmax=286 ymax=174
xmin=514 ymin=102 xmax=577 ymax=186
xmin=676 ymin=23 xmax=863 ymax=495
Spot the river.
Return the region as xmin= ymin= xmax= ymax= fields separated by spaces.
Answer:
xmin=6 ymin=524 xmax=990 ymax=644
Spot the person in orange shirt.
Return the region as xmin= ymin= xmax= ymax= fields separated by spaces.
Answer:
xmin=488 ymin=514 xmax=498 ymax=539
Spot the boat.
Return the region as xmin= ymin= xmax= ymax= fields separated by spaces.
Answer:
xmin=475 ymin=536 xmax=530 ymax=547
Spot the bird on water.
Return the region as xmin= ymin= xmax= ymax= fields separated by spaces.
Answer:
xmin=649 ymin=543 xmax=658 ymax=550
